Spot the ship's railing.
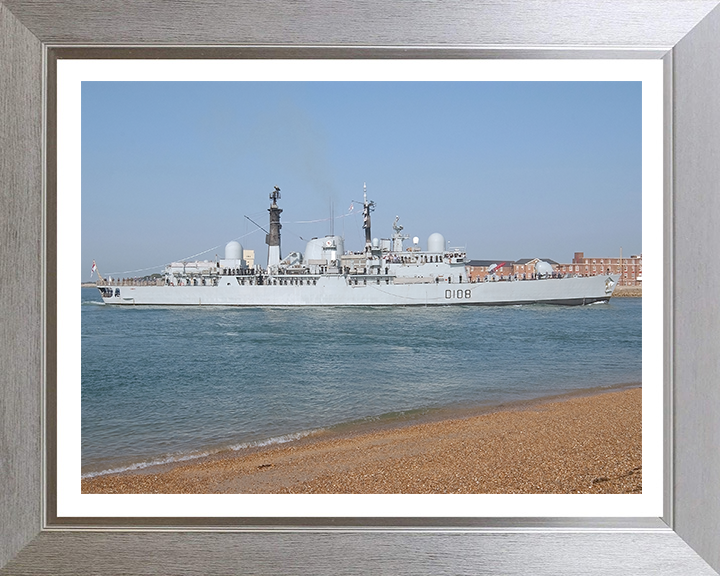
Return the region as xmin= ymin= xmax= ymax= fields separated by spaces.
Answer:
xmin=473 ymin=272 xmax=587 ymax=283
xmin=96 ymin=277 xmax=165 ymax=287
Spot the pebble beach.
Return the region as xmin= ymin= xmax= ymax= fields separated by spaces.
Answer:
xmin=82 ymin=386 xmax=641 ymax=495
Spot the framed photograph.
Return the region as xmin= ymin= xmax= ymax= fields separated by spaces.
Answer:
xmin=2 ymin=1 xmax=720 ymax=574
xmin=60 ymin=60 xmax=659 ymax=519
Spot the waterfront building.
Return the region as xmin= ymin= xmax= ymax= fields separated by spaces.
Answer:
xmin=466 ymin=252 xmax=642 ymax=287
xmin=561 ymin=252 xmax=642 ymax=287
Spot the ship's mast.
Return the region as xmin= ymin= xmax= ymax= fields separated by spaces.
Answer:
xmin=266 ymin=186 xmax=283 ymax=269
xmin=362 ymin=183 xmax=375 ymax=252
xmin=392 ymin=216 xmax=407 ymax=252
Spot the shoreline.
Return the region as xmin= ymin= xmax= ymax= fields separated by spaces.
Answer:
xmin=82 ymin=384 xmax=642 ymax=494
xmin=81 ymin=382 xmax=639 ymax=479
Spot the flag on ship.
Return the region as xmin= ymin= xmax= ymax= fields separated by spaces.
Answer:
xmin=91 ymin=260 xmax=97 ymax=278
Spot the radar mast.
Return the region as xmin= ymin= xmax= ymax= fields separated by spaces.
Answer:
xmin=266 ymin=186 xmax=283 ymax=269
xmin=362 ymin=183 xmax=375 ymax=251
xmin=392 ymin=215 xmax=408 ymax=252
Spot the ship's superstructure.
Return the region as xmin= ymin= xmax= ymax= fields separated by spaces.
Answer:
xmin=96 ymin=187 xmax=619 ymax=306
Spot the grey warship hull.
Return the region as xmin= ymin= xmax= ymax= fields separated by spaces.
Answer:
xmin=99 ymin=273 xmax=618 ymax=307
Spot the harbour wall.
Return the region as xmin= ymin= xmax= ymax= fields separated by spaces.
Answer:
xmin=613 ymin=285 xmax=642 ymax=298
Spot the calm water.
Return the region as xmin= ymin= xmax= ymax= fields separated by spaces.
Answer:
xmin=81 ymin=287 xmax=641 ymax=476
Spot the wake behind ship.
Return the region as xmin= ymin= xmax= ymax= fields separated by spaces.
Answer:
xmin=96 ymin=186 xmax=619 ymax=306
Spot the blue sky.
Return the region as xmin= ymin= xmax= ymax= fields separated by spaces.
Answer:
xmin=82 ymin=81 xmax=641 ymax=279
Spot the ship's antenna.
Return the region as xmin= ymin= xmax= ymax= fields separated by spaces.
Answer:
xmin=330 ymin=199 xmax=335 ymax=237
xmin=270 ymin=185 xmax=281 ymax=205
xmin=244 ymin=214 xmax=269 ymax=234
xmin=393 ymin=216 xmax=403 ymax=233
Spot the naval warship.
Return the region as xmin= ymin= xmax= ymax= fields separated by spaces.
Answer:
xmin=96 ymin=186 xmax=619 ymax=306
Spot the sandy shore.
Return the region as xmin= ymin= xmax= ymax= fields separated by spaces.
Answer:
xmin=82 ymin=387 xmax=641 ymax=494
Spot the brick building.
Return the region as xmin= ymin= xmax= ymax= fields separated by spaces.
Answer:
xmin=559 ymin=252 xmax=642 ymax=286
xmin=466 ymin=258 xmax=559 ymax=282
xmin=466 ymin=252 xmax=642 ymax=286
xmin=466 ymin=260 xmax=515 ymax=282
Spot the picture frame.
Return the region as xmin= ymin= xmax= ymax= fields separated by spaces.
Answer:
xmin=1 ymin=1 xmax=719 ymax=574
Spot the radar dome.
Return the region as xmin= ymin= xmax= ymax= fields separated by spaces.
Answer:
xmin=225 ymin=241 xmax=243 ymax=260
xmin=535 ymin=260 xmax=553 ymax=276
xmin=427 ymin=233 xmax=445 ymax=253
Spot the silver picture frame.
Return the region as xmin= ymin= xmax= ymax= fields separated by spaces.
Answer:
xmin=2 ymin=1 xmax=719 ymax=574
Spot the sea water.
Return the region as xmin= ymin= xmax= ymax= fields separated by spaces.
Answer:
xmin=80 ymin=287 xmax=641 ymax=476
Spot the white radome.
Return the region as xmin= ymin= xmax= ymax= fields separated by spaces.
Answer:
xmin=427 ymin=232 xmax=445 ymax=253
xmin=535 ymin=260 xmax=553 ymax=276
xmin=225 ymin=241 xmax=242 ymax=260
